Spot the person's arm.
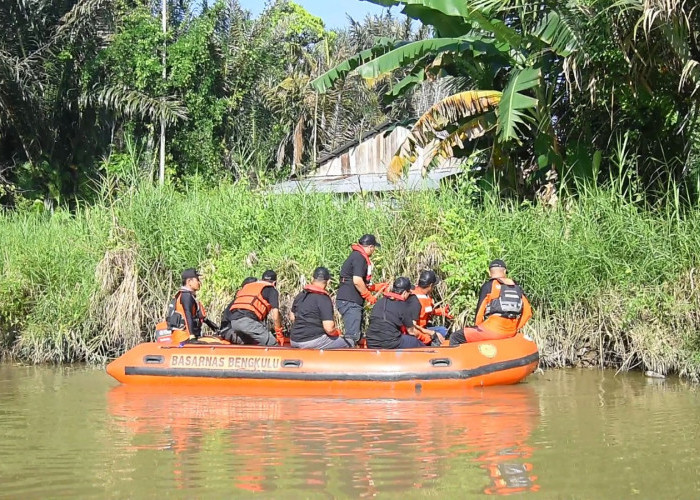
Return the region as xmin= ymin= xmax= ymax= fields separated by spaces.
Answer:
xmin=266 ymin=288 xmax=283 ymax=329
xmin=474 ymin=281 xmax=492 ymax=324
xmin=203 ymin=317 xmax=219 ymax=331
xmin=517 ymin=293 xmax=532 ymax=330
xmin=179 ymin=292 xmax=196 ymax=336
xmin=289 ymin=294 xmax=301 ymax=324
xmin=319 ymin=296 xmax=340 ymax=336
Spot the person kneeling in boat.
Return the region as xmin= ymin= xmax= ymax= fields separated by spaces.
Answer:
xmin=366 ymin=277 xmax=438 ymax=349
xmin=409 ymin=270 xmax=453 ymax=345
xmin=220 ymin=270 xmax=282 ymax=346
xmin=288 ymin=267 xmax=354 ymax=349
xmin=166 ymin=268 xmax=220 ymax=343
xmin=219 ymin=276 xmax=257 ymax=344
xmin=450 ymin=260 xmax=532 ymax=345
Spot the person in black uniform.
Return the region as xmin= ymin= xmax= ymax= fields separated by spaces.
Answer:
xmin=336 ymin=234 xmax=387 ymax=346
xmin=366 ymin=277 xmax=436 ymax=349
xmin=289 ymin=267 xmax=353 ymax=349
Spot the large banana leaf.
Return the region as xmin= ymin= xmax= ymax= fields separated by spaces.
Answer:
xmin=387 ymin=90 xmax=501 ymax=180
xmin=356 ymin=37 xmax=504 ymax=80
xmin=362 ymin=0 xmax=471 ymax=37
xmin=312 ymin=36 xmax=507 ymax=93
xmin=428 ymin=111 xmax=497 ymax=163
xmin=496 ymin=67 xmax=539 ymax=143
xmin=534 ymin=11 xmax=580 ymax=57
xmin=310 ymin=39 xmax=396 ymax=93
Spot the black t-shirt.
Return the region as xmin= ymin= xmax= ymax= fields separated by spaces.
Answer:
xmin=290 ymin=290 xmax=334 ymax=342
xmin=227 ymin=286 xmax=279 ymax=322
xmin=366 ymin=296 xmax=422 ymax=349
xmin=336 ymin=250 xmax=369 ymax=305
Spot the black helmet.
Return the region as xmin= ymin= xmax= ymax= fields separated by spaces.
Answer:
xmin=418 ymin=270 xmax=439 ymax=287
xmin=392 ymin=277 xmax=412 ymax=293
xmin=312 ymin=266 xmax=331 ymax=281
xmin=358 ymin=234 xmax=381 ymax=247
xmin=261 ymin=269 xmax=277 ymax=282
xmin=181 ymin=268 xmax=201 ymax=281
xmin=489 ymin=259 xmax=507 ymax=270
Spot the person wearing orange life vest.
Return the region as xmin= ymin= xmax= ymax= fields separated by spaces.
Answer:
xmin=450 ymin=260 xmax=532 ymax=345
xmin=220 ymin=270 xmax=282 ymax=346
xmin=336 ymin=234 xmax=388 ymax=346
xmin=289 ymin=267 xmax=354 ymax=349
xmin=408 ymin=270 xmax=453 ymax=345
xmin=219 ymin=276 xmax=257 ymax=344
xmin=166 ymin=268 xmax=219 ymax=344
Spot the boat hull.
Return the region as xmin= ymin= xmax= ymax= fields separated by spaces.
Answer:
xmin=106 ymin=333 xmax=539 ymax=392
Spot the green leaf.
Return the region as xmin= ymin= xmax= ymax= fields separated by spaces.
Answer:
xmin=356 ymin=37 xmax=506 ymax=80
xmin=360 ymin=0 xmax=471 ymax=37
xmin=496 ymin=68 xmax=539 ymax=143
xmin=310 ymin=39 xmax=396 ymax=93
xmin=384 ymin=68 xmax=426 ymax=104
xmin=534 ymin=11 xmax=579 ymax=57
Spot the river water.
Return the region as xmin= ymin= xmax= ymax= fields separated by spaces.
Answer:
xmin=1 ymin=364 xmax=698 ymax=499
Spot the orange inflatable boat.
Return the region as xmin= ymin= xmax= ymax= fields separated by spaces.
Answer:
xmin=107 ymin=333 xmax=539 ymax=391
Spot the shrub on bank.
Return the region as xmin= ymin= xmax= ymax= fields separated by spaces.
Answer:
xmin=1 ymin=182 xmax=699 ymax=380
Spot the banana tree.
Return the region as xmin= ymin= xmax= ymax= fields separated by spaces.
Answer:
xmin=311 ymin=0 xmax=585 ymax=194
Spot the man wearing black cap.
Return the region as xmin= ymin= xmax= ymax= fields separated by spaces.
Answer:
xmin=220 ymin=269 xmax=282 ymax=346
xmin=409 ymin=270 xmax=453 ymax=345
xmin=288 ymin=267 xmax=353 ymax=349
xmin=366 ymin=277 xmax=436 ymax=349
xmin=336 ymin=234 xmax=388 ymax=345
xmin=166 ymin=268 xmax=219 ymax=343
xmin=450 ymin=259 xmax=532 ymax=345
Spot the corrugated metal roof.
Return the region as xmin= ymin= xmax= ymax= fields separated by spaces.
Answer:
xmin=270 ymin=166 xmax=462 ymax=194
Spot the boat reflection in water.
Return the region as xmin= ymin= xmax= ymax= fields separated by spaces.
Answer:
xmin=108 ymin=385 xmax=540 ymax=496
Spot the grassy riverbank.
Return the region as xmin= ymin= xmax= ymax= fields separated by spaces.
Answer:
xmin=1 ymin=181 xmax=700 ymax=380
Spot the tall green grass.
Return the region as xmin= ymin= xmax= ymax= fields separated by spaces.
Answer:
xmin=2 ymin=181 xmax=700 ymax=379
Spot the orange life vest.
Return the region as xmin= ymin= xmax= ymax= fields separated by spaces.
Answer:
xmin=350 ymin=244 xmax=373 ymax=282
xmin=229 ymin=281 xmax=274 ymax=321
xmin=411 ymin=289 xmax=434 ymax=327
xmin=166 ymin=289 xmax=206 ymax=343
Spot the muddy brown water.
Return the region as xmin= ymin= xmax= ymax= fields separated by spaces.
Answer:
xmin=0 ymin=364 xmax=698 ymax=499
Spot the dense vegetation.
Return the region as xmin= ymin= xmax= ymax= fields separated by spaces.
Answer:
xmin=1 ymin=181 xmax=700 ymax=379
xmin=1 ymin=0 xmax=700 ymax=378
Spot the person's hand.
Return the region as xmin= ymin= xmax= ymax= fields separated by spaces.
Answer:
xmin=434 ymin=304 xmax=454 ymax=320
xmin=274 ymin=326 xmax=285 ymax=345
xmin=361 ymin=290 xmax=378 ymax=305
xmin=369 ymin=282 xmax=389 ymax=293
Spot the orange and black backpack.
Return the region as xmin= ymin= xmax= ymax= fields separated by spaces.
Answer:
xmin=484 ymin=278 xmax=524 ymax=319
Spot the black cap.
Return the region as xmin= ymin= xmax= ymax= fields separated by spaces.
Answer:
xmin=181 ymin=268 xmax=201 ymax=280
xmin=312 ymin=267 xmax=331 ymax=281
xmin=358 ymin=234 xmax=381 ymax=247
xmin=261 ymin=269 xmax=277 ymax=282
xmin=392 ymin=276 xmax=412 ymax=293
xmin=241 ymin=276 xmax=257 ymax=286
xmin=418 ymin=270 xmax=439 ymax=287
xmin=489 ymin=259 xmax=507 ymax=270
